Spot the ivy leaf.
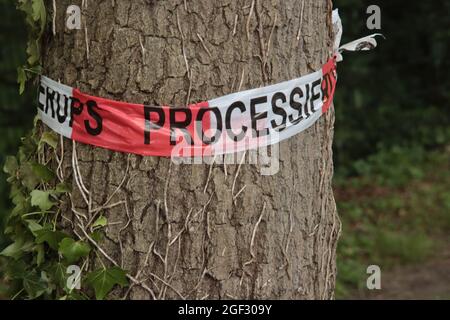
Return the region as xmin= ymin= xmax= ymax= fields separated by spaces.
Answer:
xmin=31 ymin=0 xmax=46 ymax=33
xmin=20 ymin=161 xmax=55 ymax=189
xmin=10 ymin=183 xmax=25 ymax=205
xmin=35 ymin=244 xmax=45 ymax=266
xmin=92 ymin=216 xmax=107 ymax=229
xmin=85 ymin=267 xmax=128 ymax=300
xmin=10 ymin=200 xmax=29 ymax=218
xmin=39 ymin=131 xmax=58 ymax=150
xmin=35 ymin=228 xmax=68 ymax=251
xmin=31 ymin=0 xmax=45 ymax=20
xmin=22 ymin=270 xmax=48 ymax=299
xmin=3 ymin=156 xmax=18 ymax=175
xmin=58 ymin=238 xmax=91 ymax=264
xmin=28 ymin=65 xmax=42 ymax=74
xmin=90 ymin=231 xmax=104 ymax=243
xmin=19 ymin=163 xmax=40 ymax=191
xmin=50 ymin=262 xmax=68 ymax=289
xmin=0 ymin=237 xmax=33 ymax=260
xmin=25 ymin=219 xmax=43 ymax=237
xmin=17 ymin=67 xmax=27 ymax=95
xmin=0 ymin=239 xmax=27 ymax=259
xmin=31 ymin=190 xmax=55 ymax=211
xmin=3 ymin=259 xmax=27 ymax=280
xmin=26 ymin=39 xmax=40 ymax=66
xmin=18 ymin=135 xmax=37 ymax=164
xmin=31 ymin=163 xmax=55 ymax=182
xmin=56 ymin=182 xmax=71 ymax=193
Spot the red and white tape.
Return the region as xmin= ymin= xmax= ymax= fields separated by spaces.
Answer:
xmin=38 ymin=57 xmax=336 ymax=157
xmin=37 ymin=10 xmax=381 ymax=158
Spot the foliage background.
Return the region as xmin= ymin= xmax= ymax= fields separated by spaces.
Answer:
xmin=0 ymin=0 xmax=448 ymax=298
xmin=0 ymin=0 xmax=35 ymax=248
xmin=334 ymin=0 xmax=449 ymax=298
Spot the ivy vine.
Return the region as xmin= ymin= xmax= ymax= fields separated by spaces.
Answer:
xmin=1 ymin=1 xmax=129 ymax=300
xmin=1 ymin=119 xmax=128 ymax=300
xmin=16 ymin=0 xmax=46 ymax=94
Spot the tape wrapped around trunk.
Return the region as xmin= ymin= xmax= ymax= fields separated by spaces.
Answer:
xmin=37 ymin=57 xmax=337 ymax=157
xmin=37 ymin=9 xmax=382 ymax=158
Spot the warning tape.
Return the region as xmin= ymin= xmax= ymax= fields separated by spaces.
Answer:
xmin=37 ymin=9 xmax=381 ymax=158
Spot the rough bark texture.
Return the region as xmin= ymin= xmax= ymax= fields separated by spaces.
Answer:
xmin=44 ymin=0 xmax=340 ymax=299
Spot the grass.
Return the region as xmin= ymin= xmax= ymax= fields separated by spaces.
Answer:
xmin=334 ymin=146 xmax=450 ymax=298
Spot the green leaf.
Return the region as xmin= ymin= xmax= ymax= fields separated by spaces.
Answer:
xmin=20 ymin=162 xmax=56 ymax=189
xmin=35 ymin=244 xmax=45 ymax=266
xmin=18 ymin=139 xmax=37 ymax=165
xmin=22 ymin=270 xmax=48 ymax=299
xmin=85 ymin=267 xmax=128 ymax=300
xmin=35 ymin=228 xmax=68 ymax=251
xmin=3 ymin=156 xmax=18 ymax=175
xmin=90 ymin=231 xmax=104 ymax=243
xmin=31 ymin=0 xmax=45 ymax=20
xmin=39 ymin=131 xmax=58 ymax=150
xmin=92 ymin=216 xmax=107 ymax=229
xmin=25 ymin=219 xmax=44 ymax=237
xmin=4 ymin=259 xmax=27 ymax=279
xmin=19 ymin=163 xmax=39 ymax=191
xmin=0 ymin=237 xmax=34 ymax=260
xmin=56 ymin=182 xmax=71 ymax=193
xmin=30 ymin=190 xmax=55 ymax=211
xmin=31 ymin=0 xmax=46 ymax=32
xmin=58 ymin=238 xmax=91 ymax=264
xmin=0 ymin=239 xmax=27 ymax=259
xmin=28 ymin=65 xmax=43 ymax=74
xmin=31 ymin=163 xmax=55 ymax=182
xmin=17 ymin=67 xmax=27 ymax=94
xmin=10 ymin=183 xmax=25 ymax=205
xmin=26 ymin=40 xmax=40 ymax=66
xmin=51 ymin=262 xmax=68 ymax=288
xmin=10 ymin=200 xmax=29 ymax=218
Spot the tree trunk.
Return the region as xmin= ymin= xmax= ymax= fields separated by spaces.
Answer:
xmin=43 ymin=0 xmax=340 ymax=299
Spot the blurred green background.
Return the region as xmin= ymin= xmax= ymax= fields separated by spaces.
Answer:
xmin=0 ymin=1 xmax=35 ymax=250
xmin=334 ymin=0 xmax=450 ymax=299
xmin=0 ymin=0 xmax=449 ymax=299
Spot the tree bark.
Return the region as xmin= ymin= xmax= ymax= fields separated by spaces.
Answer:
xmin=43 ymin=0 xmax=340 ymax=299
